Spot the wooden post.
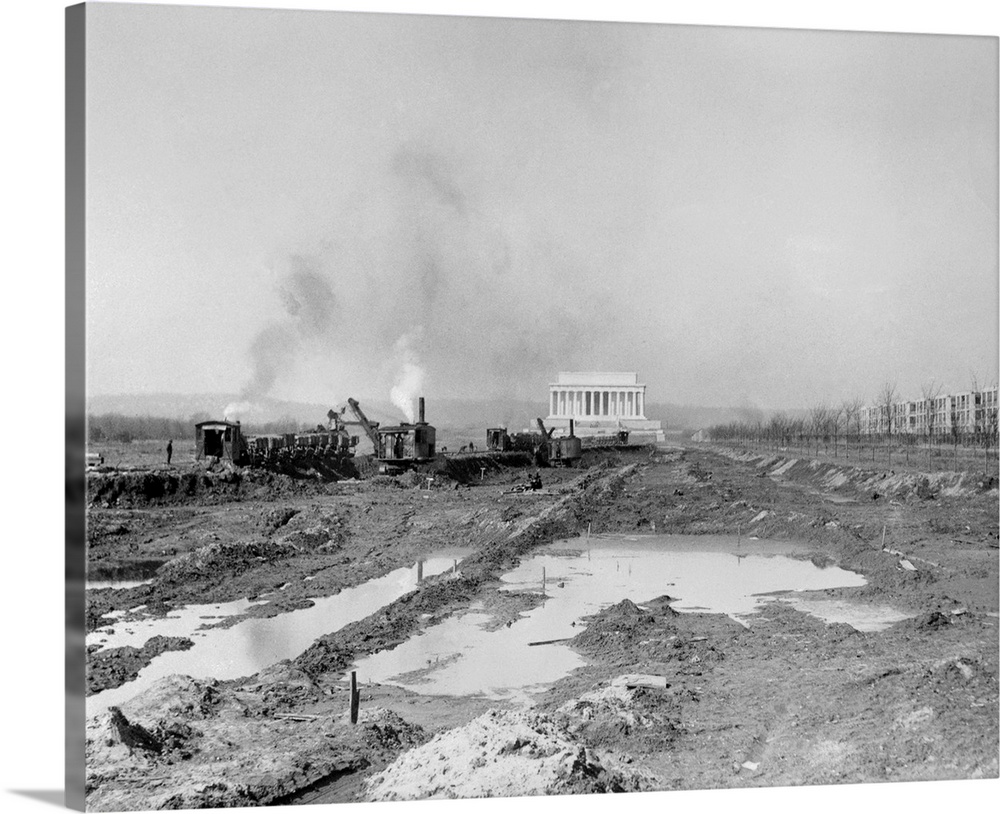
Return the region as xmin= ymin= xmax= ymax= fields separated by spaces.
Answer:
xmin=350 ymin=671 xmax=360 ymax=724
xmin=416 ymin=559 xmax=423 ymax=583
xmin=542 ymin=567 xmax=546 ymax=594
xmin=881 ymin=525 xmax=886 ymax=550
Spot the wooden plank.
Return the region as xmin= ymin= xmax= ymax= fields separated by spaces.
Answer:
xmin=350 ymin=671 xmax=360 ymax=725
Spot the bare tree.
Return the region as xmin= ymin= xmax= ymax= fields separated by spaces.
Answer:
xmin=980 ymin=376 xmax=1000 ymax=475
xmin=970 ymin=372 xmax=984 ymax=445
xmin=878 ymin=382 xmax=898 ymax=467
xmin=768 ymin=412 xmax=789 ymax=451
xmin=948 ymin=395 xmax=962 ymax=470
xmin=828 ymin=404 xmax=844 ymax=458
xmin=920 ymin=381 xmax=942 ymax=472
xmin=841 ymin=397 xmax=864 ymax=461
xmin=988 ymin=403 xmax=999 ymax=476
xmin=786 ymin=415 xmax=804 ymax=452
xmin=808 ymin=404 xmax=830 ymax=458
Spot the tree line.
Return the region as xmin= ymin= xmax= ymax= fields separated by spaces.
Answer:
xmin=87 ymin=413 xmax=319 ymax=444
xmin=704 ymin=379 xmax=999 ymax=473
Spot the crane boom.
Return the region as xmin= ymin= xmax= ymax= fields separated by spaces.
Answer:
xmin=347 ymin=398 xmax=381 ymax=448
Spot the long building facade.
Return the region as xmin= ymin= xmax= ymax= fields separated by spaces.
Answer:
xmin=858 ymin=386 xmax=998 ymax=438
xmin=545 ymin=372 xmax=665 ymax=441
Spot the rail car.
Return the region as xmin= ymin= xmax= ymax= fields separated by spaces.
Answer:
xmin=196 ymin=414 xmax=358 ymax=468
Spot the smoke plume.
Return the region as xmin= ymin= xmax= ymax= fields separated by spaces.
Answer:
xmin=238 ymin=257 xmax=339 ymax=403
xmin=389 ymin=329 xmax=426 ymax=422
xmin=231 ymin=141 xmax=626 ymax=414
xmin=223 ymin=401 xmax=253 ymax=422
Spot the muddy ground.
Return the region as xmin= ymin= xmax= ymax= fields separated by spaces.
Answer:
xmin=84 ymin=444 xmax=998 ymax=809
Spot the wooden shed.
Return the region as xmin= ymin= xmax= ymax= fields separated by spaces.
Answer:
xmin=195 ymin=420 xmax=246 ymax=463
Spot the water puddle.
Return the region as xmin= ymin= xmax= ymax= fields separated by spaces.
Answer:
xmin=87 ymin=560 xmax=166 ymax=584
xmin=87 ymin=578 xmax=154 ymax=591
xmin=349 ymin=534 xmax=877 ymax=700
xmin=771 ymin=597 xmax=912 ymax=632
xmin=87 ymin=552 xmax=469 ymax=717
xmin=87 ymin=598 xmax=265 ymax=651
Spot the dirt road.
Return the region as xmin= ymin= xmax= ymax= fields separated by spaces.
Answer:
xmin=84 ymin=444 xmax=998 ymax=808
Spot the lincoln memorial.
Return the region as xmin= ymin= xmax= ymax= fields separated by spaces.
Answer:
xmin=545 ymin=372 xmax=664 ymax=441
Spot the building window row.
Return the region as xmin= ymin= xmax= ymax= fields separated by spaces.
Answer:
xmin=856 ymin=386 xmax=998 ymax=436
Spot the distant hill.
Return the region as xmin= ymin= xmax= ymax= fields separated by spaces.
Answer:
xmin=84 ymin=393 xmax=548 ymax=434
xmin=86 ymin=393 xmax=331 ymax=426
xmin=644 ymin=402 xmax=761 ymax=434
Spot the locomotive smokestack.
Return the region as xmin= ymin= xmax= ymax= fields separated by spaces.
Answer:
xmin=418 ymin=397 xmax=425 ymax=424
xmin=569 ymin=418 xmax=575 ymax=437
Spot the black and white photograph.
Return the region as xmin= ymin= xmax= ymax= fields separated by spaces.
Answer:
xmin=8 ymin=2 xmax=1000 ymax=813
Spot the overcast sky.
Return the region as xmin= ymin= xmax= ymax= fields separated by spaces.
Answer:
xmin=85 ymin=3 xmax=998 ymax=413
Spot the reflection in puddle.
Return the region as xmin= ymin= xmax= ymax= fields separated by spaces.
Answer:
xmin=351 ymin=534 xmax=876 ymax=700
xmin=87 ymin=553 xmax=468 ymax=717
xmin=351 ymin=600 xmax=587 ymax=703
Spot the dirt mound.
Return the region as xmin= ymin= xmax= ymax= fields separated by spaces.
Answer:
xmin=641 ymin=595 xmax=680 ymax=615
xmin=157 ymin=540 xmax=297 ymax=583
xmin=235 ymin=661 xmax=325 ymax=711
xmin=101 ymin=707 xmax=164 ymax=754
xmin=87 ymin=635 xmax=194 ymax=695
xmin=87 ymin=469 xmax=241 ymax=507
xmin=258 ymin=506 xmax=300 ymax=532
xmin=267 ymin=505 xmax=351 ymax=551
xmin=430 ymin=453 xmax=534 ymax=484
xmin=364 ymin=709 xmax=653 ymax=800
xmin=358 ymin=708 xmax=428 ymax=755
xmin=573 ymin=599 xmax=658 ymax=655
xmin=86 ymin=675 xmax=372 ymax=811
xmin=87 ymin=462 xmax=349 ymax=507
xmin=556 ymin=681 xmax=681 ymax=752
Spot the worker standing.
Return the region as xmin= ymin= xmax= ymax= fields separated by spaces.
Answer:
xmin=166 ymin=439 xmax=173 ymax=465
